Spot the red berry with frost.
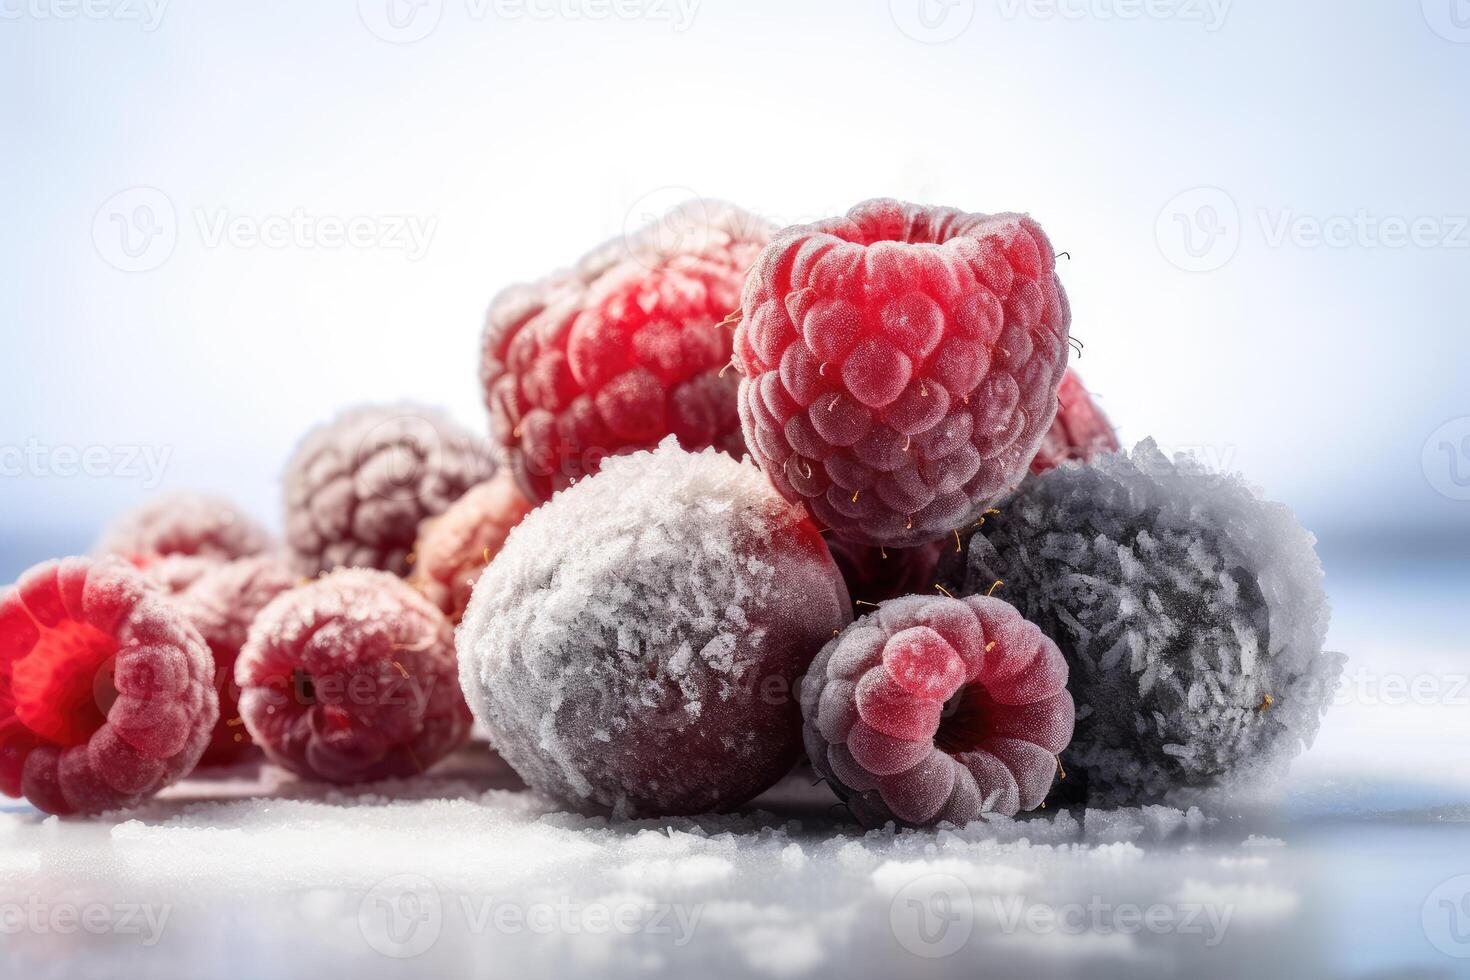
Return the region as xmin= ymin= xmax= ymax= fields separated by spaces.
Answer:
xmin=95 ymin=492 xmax=273 ymax=566
xmin=801 ymin=594 xmax=1073 ymax=827
xmin=481 ymin=201 xmax=774 ymax=503
xmin=145 ymin=555 xmax=298 ymax=766
xmin=283 ymin=404 xmax=496 ymax=577
xmin=734 ymin=199 xmax=1071 ymax=548
xmin=1030 ymin=369 xmax=1119 ymax=475
xmin=236 ymin=569 xmax=471 ymax=784
xmin=408 ymin=473 xmax=534 ymax=624
xmin=0 ymin=557 xmax=219 ymax=815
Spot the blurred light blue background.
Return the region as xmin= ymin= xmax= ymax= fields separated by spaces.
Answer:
xmin=2 ymin=0 xmax=1468 ymax=580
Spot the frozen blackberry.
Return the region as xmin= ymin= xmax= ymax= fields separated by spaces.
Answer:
xmin=283 ymin=404 xmax=496 ymax=577
xmin=963 ymin=440 xmax=1343 ymax=805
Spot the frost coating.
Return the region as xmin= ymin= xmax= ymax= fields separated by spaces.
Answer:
xmin=282 ymin=404 xmax=496 ymax=577
xmin=458 ymin=438 xmax=852 ymax=818
xmin=95 ymin=492 xmax=273 ymax=563
xmin=964 ymin=439 xmax=1342 ymax=805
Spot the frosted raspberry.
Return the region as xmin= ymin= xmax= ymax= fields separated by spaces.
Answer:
xmin=0 ymin=557 xmax=218 ymax=815
xmin=481 ymin=200 xmax=774 ymax=503
xmin=95 ymin=492 xmax=273 ymax=565
xmin=458 ymin=438 xmax=851 ymax=818
xmin=1030 ymin=369 xmax=1119 ymax=474
xmin=283 ymin=404 xmax=496 ymax=577
xmin=801 ymin=594 xmax=1073 ymax=828
xmin=145 ymin=555 xmax=298 ymax=766
xmin=236 ymin=569 xmax=471 ymax=784
xmin=407 ymin=473 xmax=534 ymax=624
xmin=826 ymin=538 xmax=944 ymax=611
xmin=734 ymin=199 xmax=1071 ymax=548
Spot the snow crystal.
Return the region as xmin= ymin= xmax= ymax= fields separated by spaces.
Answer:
xmin=964 ymin=440 xmax=1344 ymax=806
xmin=458 ymin=438 xmax=850 ymax=818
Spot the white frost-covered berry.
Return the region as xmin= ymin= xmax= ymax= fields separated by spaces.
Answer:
xmin=457 ymin=438 xmax=851 ymax=818
xmin=963 ymin=439 xmax=1343 ymax=805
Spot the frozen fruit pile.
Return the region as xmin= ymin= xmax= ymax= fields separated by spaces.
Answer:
xmin=1 ymin=198 xmax=1341 ymax=827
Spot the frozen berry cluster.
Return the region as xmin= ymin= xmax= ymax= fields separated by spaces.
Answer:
xmin=3 ymin=197 xmax=1336 ymax=829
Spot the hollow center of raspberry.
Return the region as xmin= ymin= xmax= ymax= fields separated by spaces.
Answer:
xmin=10 ymin=620 xmax=120 ymax=748
xmin=934 ymin=682 xmax=995 ymax=755
xmin=291 ymin=668 xmax=317 ymax=706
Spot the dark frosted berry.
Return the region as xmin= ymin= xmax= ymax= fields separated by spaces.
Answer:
xmin=283 ymin=404 xmax=495 ymax=577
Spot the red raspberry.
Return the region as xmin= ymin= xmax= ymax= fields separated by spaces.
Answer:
xmin=283 ymin=404 xmax=496 ymax=577
xmin=236 ymin=569 xmax=471 ymax=784
xmin=801 ymin=594 xmax=1073 ymax=827
xmin=481 ymin=200 xmax=774 ymax=503
xmin=734 ymin=199 xmax=1071 ymax=548
xmin=95 ymin=492 xmax=273 ymax=565
xmin=144 ymin=555 xmax=298 ymax=766
xmin=407 ymin=473 xmax=534 ymax=624
xmin=1030 ymin=369 xmax=1119 ymax=475
xmin=826 ymin=538 xmax=944 ymax=611
xmin=0 ymin=557 xmax=218 ymax=814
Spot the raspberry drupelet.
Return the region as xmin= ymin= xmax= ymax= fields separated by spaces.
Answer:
xmin=0 ymin=557 xmax=219 ymax=815
xmin=235 ymin=569 xmax=471 ymax=784
xmin=734 ymin=199 xmax=1071 ymax=548
xmin=95 ymin=491 xmax=273 ymax=566
xmin=481 ymin=200 xmax=774 ymax=503
xmin=407 ymin=473 xmax=535 ymax=624
xmin=801 ymin=594 xmax=1074 ymax=828
xmin=1030 ymin=369 xmax=1119 ymax=475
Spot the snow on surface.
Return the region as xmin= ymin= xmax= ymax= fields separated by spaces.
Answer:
xmin=2 ymin=546 xmax=1467 ymax=979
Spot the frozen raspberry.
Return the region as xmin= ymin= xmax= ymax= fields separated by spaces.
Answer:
xmin=283 ymin=404 xmax=496 ymax=577
xmin=236 ymin=569 xmax=471 ymax=783
xmin=733 ymin=199 xmax=1071 ymax=548
xmin=1030 ymin=370 xmax=1119 ymax=474
xmin=802 ymin=594 xmax=1073 ymax=828
xmin=95 ymin=492 xmax=273 ymax=565
xmin=458 ymin=438 xmax=851 ymax=818
xmin=481 ymin=200 xmax=774 ymax=503
xmin=826 ymin=538 xmax=945 ymax=611
xmin=407 ymin=473 xmax=534 ymax=624
xmin=144 ymin=555 xmax=298 ymax=766
xmin=964 ymin=440 xmax=1342 ymax=806
xmin=0 ymin=557 xmax=218 ymax=815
